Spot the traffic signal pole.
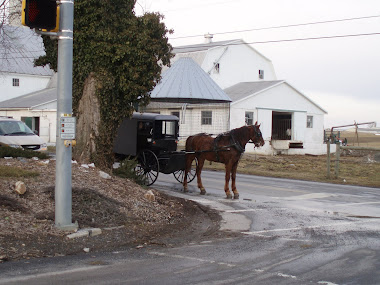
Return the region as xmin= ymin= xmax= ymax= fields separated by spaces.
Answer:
xmin=55 ymin=0 xmax=76 ymax=230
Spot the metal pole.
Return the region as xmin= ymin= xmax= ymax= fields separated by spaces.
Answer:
xmin=326 ymin=140 xmax=331 ymax=179
xmin=55 ymin=0 xmax=76 ymax=230
xmin=335 ymin=142 xmax=340 ymax=178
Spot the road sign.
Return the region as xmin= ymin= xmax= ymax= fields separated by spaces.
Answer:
xmin=60 ymin=116 xmax=76 ymax=139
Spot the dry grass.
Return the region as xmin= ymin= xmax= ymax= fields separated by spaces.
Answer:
xmin=204 ymin=153 xmax=380 ymax=188
xmin=0 ymin=165 xmax=39 ymax=178
xmin=340 ymin=131 xmax=380 ymax=148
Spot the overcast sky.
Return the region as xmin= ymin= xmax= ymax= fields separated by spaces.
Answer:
xmin=135 ymin=0 xmax=380 ymax=128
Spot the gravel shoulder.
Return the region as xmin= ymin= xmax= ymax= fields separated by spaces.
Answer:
xmin=0 ymin=158 xmax=221 ymax=262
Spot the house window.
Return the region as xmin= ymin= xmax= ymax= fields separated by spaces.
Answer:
xmin=245 ymin=111 xmax=254 ymax=125
xmin=258 ymin=70 xmax=264 ymax=79
xmin=307 ymin=116 xmax=313 ymax=128
xmin=12 ymin=78 xmax=19 ymax=87
xmin=214 ymin=63 xmax=220 ymax=73
xmin=201 ymin=111 xmax=212 ymax=125
xmin=171 ymin=111 xmax=180 ymax=118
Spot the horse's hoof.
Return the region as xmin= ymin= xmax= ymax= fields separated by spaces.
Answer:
xmin=226 ymin=194 xmax=233 ymax=199
xmin=234 ymin=194 xmax=239 ymax=199
xmin=200 ymin=190 xmax=206 ymax=195
xmin=183 ymin=188 xmax=188 ymax=193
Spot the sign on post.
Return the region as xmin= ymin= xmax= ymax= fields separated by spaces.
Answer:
xmin=60 ymin=116 xmax=76 ymax=139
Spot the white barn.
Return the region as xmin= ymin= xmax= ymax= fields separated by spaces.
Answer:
xmin=226 ymin=81 xmax=327 ymax=155
xmin=151 ymin=36 xmax=328 ymax=155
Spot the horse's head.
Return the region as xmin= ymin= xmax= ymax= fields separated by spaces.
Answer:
xmin=248 ymin=122 xmax=265 ymax=148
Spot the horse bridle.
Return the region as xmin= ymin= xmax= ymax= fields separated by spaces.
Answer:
xmin=247 ymin=125 xmax=263 ymax=146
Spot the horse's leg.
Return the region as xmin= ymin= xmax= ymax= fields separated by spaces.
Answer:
xmin=224 ymin=162 xmax=233 ymax=199
xmin=231 ymin=161 xmax=239 ymax=199
xmin=183 ymin=154 xmax=194 ymax=192
xmin=196 ymin=156 xmax=206 ymax=195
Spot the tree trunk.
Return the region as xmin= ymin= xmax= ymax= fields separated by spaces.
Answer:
xmin=73 ymin=73 xmax=100 ymax=164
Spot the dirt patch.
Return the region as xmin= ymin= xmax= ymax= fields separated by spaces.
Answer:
xmin=0 ymin=158 xmax=221 ymax=262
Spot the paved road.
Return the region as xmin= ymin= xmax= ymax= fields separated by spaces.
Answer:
xmin=1 ymin=171 xmax=380 ymax=284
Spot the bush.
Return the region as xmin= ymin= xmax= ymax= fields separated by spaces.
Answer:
xmin=0 ymin=145 xmax=49 ymax=159
xmin=113 ymin=157 xmax=147 ymax=185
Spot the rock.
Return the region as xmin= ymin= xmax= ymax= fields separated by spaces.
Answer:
xmin=66 ymin=230 xmax=88 ymax=239
xmin=99 ymin=171 xmax=111 ymax=179
xmin=83 ymin=248 xmax=90 ymax=253
xmin=88 ymin=228 xmax=102 ymax=237
xmin=374 ymin=153 xmax=380 ymax=162
xmin=15 ymin=181 xmax=26 ymax=195
xmin=88 ymin=163 xmax=95 ymax=168
xmin=81 ymin=164 xmax=90 ymax=168
xmin=144 ymin=190 xmax=155 ymax=202
xmin=113 ymin=162 xmax=121 ymax=169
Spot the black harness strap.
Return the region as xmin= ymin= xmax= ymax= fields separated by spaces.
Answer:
xmin=230 ymin=130 xmax=246 ymax=153
xmin=212 ymin=130 xmax=245 ymax=162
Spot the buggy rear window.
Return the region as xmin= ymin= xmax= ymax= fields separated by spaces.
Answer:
xmin=154 ymin=120 xmax=177 ymax=138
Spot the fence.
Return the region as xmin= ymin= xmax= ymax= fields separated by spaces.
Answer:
xmin=326 ymin=141 xmax=380 ymax=178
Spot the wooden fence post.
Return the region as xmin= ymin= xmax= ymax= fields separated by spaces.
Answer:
xmin=335 ymin=142 xmax=340 ymax=178
xmin=327 ymin=140 xmax=331 ymax=179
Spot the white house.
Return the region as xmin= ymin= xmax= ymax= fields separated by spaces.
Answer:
xmin=0 ymin=74 xmax=57 ymax=143
xmin=146 ymin=57 xmax=232 ymax=137
xmin=0 ymin=26 xmax=53 ymax=102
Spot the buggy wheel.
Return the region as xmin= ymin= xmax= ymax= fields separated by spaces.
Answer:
xmin=135 ymin=150 xmax=159 ymax=186
xmin=173 ymin=157 xmax=198 ymax=184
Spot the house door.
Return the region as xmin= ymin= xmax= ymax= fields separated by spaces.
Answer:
xmin=272 ymin=112 xmax=292 ymax=140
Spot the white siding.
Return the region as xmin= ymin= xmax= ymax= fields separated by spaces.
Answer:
xmin=201 ymin=44 xmax=277 ymax=89
xmin=231 ymin=82 xmax=326 ymax=155
xmin=146 ymin=104 xmax=230 ymax=139
xmin=0 ymin=73 xmax=51 ymax=102
xmin=0 ymin=109 xmax=56 ymax=143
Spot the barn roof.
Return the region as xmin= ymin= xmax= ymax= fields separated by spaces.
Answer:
xmin=0 ymin=25 xmax=53 ymax=76
xmin=150 ymin=57 xmax=232 ymax=103
xmin=172 ymin=39 xmax=241 ymax=54
xmin=0 ymin=74 xmax=57 ymax=109
xmin=225 ymin=81 xmax=327 ymax=114
xmin=225 ymin=81 xmax=284 ymax=102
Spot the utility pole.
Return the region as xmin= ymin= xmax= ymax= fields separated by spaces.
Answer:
xmin=55 ymin=0 xmax=76 ymax=230
xmin=22 ymin=0 xmax=76 ymax=230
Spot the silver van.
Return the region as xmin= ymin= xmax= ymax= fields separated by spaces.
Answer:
xmin=0 ymin=117 xmax=47 ymax=151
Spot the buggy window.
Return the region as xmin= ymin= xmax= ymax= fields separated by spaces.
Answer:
xmin=154 ymin=120 xmax=177 ymax=139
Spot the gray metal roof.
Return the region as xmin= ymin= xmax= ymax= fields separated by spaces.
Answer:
xmin=172 ymin=39 xmax=242 ymax=54
xmin=0 ymin=86 xmax=57 ymax=109
xmin=224 ymin=80 xmax=327 ymax=113
xmin=0 ymin=25 xmax=53 ymax=76
xmin=224 ymin=81 xmax=284 ymax=102
xmin=150 ymin=57 xmax=232 ymax=103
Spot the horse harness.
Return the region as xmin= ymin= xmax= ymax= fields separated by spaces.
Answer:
xmin=213 ymin=129 xmax=245 ymax=162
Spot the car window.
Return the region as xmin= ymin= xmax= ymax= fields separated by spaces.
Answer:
xmin=0 ymin=121 xmax=34 ymax=135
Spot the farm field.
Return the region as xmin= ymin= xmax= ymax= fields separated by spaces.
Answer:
xmin=339 ymin=130 xmax=380 ymax=148
xmin=202 ymin=131 xmax=380 ymax=188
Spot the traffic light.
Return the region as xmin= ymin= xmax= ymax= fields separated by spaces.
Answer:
xmin=21 ymin=0 xmax=59 ymax=31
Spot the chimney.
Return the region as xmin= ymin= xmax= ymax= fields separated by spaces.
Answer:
xmin=204 ymin=33 xmax=213 ymax=43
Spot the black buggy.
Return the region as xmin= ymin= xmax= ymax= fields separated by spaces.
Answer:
xmin=113 ymin=112 xmax=197 ymax=186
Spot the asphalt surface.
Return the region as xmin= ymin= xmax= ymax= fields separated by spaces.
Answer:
xmin=1 ymin=171 xmax=380 ymax=284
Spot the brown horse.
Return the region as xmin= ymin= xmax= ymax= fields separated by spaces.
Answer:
xmin=183 ymin=123 xmax=265 ymax=199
